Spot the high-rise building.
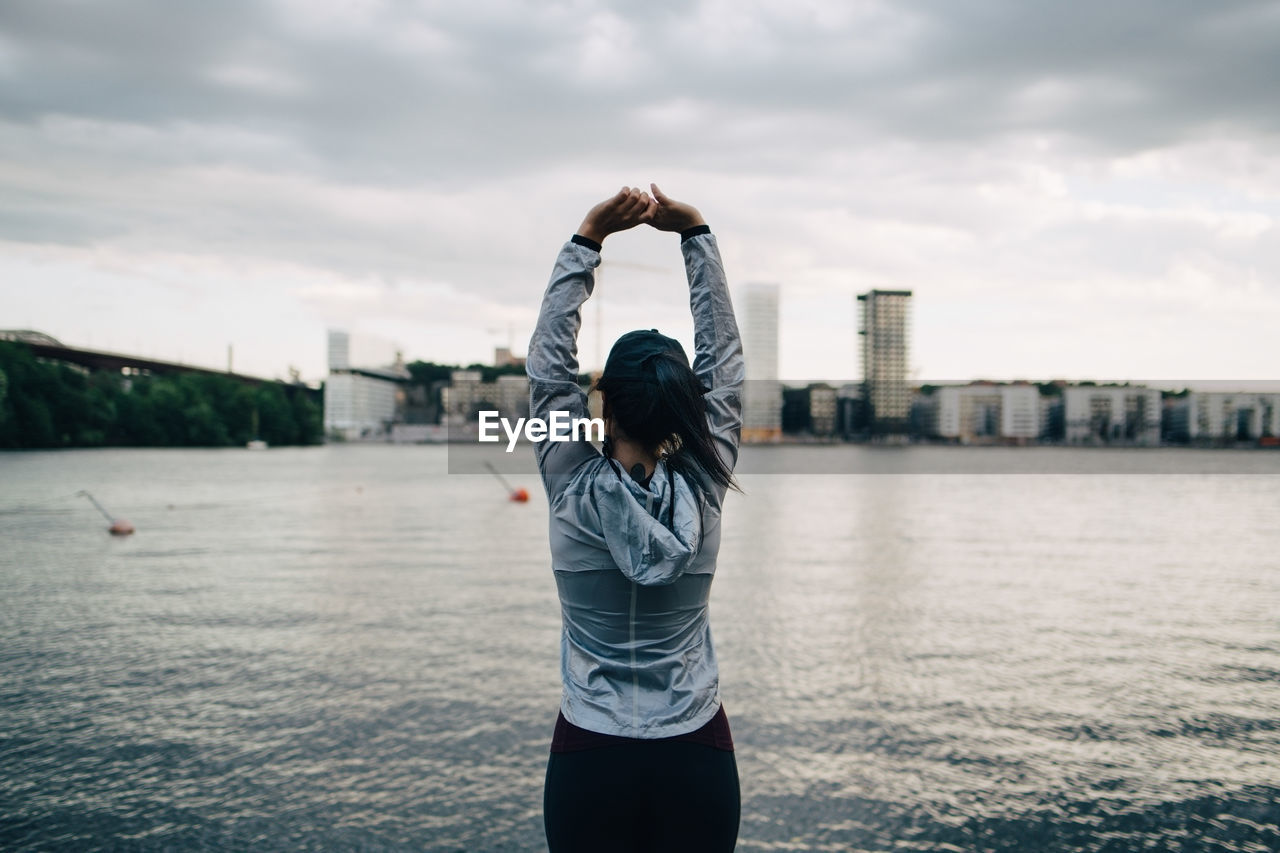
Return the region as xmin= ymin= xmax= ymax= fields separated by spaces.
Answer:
xmin=739 ymin=282 xmax=782 ymax=443
xmin=857 ymin=289 xmax=912 ymax=433
xmin=327 ymin=329 xmax=350 ymax=371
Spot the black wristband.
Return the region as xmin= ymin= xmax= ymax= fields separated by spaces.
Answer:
xmin=680 ymin=224 xmax=712 ymax=242
xmin=571 ymin=234 xmax=602 ymax=252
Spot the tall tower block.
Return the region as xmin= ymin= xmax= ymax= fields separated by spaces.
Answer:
xmin=857 ymin=289 xmax=912 ymax=434
xmin=740 ymin=282 xmax=782 ymax=443
xmin=327 ymin=329 xmax=351 ymax=371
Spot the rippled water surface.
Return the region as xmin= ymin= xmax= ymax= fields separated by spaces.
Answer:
xmin=2 ymin=446 xmax=1279 ymax=851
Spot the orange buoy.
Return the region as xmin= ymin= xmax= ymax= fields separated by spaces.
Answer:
xmin=77 ymin=491 xmax=137 ymax=536
xmin=109 ymin=518 xmax=136 ymax=536
xmin=484 ymin=462 xmax=529 ymax=505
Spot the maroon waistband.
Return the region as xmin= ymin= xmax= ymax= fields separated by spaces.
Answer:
xmin=551 ymin=705 xmax=735 ymax=753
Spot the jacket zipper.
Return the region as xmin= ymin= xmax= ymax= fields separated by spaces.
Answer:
xmin=632 ymin=490 xmax=654 ymax=731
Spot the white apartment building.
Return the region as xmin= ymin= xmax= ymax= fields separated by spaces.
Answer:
xmin=1063 ymin=385 xmax=1161 ymax=445
xmin=1168 ymin=392 xmax=1280 ymax=442
xmin=936 ymin=384 xmax=1040 ymax=442
xmin=1002 ymin=385 xmax=1040 ymax=439
xmin=324 ymin=328 xmax=409 ymax=441
xmin=324 ymin=372 xmax=399 ymax=440
xmin=740 ymin=282 xmax=782 ymax=442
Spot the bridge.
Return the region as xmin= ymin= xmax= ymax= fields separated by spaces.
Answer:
xmin=1 ymin=330 xmax=318 ymax=395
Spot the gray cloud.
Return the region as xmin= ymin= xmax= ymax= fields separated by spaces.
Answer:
xmin=1 ymin=0 xmax=1277 ymax=378
xmin=4 ymin=1 xmax=1277 ymax=182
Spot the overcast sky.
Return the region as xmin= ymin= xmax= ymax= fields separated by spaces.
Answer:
xmin=2 ymin=0 xmax=1277 ymax=382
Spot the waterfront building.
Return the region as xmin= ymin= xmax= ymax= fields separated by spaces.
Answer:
xmin=442 ymin=370 xmax=531 ymax=441
xmin=1040 ymin=393 xmax=1065 ymax=442
xmin=1063 ymin=385 xmax=1161 ymax=445
xmin=781 ymin=386 xmax=810 ymax=434
xmin=1001 ymin=384 xmax=1040 ymax=440
xmin=493 ymin=374 xmax=531 ymax=422
xmin=937 ymin=385 xmax=999 ymax=440
xmin=324 ymin=372 xmax=398 ymax=440
xmin=857 ymin=289 xmax=912 ymax=434
xmin=780 ymin=383 xmax=837 ymax=437
xmin=934 ymin=383 xmax=1039 ymax=442
xmin=441 ymin=370 xmax=485 ymax=422
xmin=836 ymin=383 xmax=864 ymax=438
xmin=909 ymin=391 xmax=938 ymax=437
xmin=323 ymin=328 xmax=407 ymax=441
xmin=740 ymin=282 xmax=782 ymax=443
xmin=1165 ymin=392 xmax=1280 ymax=443
xmin=809 ymin=383 xmax=837 ymax=437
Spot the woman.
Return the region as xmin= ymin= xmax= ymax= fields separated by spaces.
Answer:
xmin=526 ymin=184 xmax=745 ymax=852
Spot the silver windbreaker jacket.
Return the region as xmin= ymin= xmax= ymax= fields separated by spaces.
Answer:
xmin=526 ymin=232 xmax=744 ymax=738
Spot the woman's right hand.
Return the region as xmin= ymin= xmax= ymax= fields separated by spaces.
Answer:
xmin=647 ymin=183 xmax=706 ymax=233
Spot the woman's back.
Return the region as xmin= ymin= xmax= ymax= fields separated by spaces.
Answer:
xmin=527 ymin=185 xmax=743 ymax=852
xmin=549 ymin=454 xmax=725 ymax=735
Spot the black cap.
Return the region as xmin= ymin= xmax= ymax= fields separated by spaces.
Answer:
xmin=601 ymin=329 xmax=689 ymax=382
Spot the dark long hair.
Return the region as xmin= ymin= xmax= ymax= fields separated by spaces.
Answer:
xmin=595 ymin=352 xmax=741 ymax=495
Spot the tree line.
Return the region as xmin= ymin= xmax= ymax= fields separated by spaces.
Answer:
xmin=0 ymin=342 xmax=322 ymax=449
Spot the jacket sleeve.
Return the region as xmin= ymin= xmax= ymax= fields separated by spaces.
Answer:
xmin=527 ymin=240 xmax=602 ymax=497
xmin=682 ymin=233 xmax=745 ymax=482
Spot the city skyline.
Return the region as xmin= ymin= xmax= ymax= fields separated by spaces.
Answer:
xmin=2 ymin=3 xmax=1277 ymax=383
xmin=8 ymin=325 xmax=1280 ymax=397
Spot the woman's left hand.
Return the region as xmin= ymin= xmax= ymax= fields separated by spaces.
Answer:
xmin=577 ymin=186 xmax=657 ymax=245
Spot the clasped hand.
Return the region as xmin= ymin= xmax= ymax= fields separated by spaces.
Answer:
xmin=577 ymin=184 xmax=705 ymax=246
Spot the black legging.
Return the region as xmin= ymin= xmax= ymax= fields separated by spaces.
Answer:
xmin=544 ymin=740 xmax=740 ymax=852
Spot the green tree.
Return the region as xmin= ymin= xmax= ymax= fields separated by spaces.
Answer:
xmin=182 ymin=400 xmax=231 ymax=446
xmin=406 ymin=360 xmax=456 ymax=385
xmin=0 ymin=341 xmax=323 ymax=448
xmin=12 ymin=392 xmax=56 ymax=447
xmin=0 ymin=366 xmax=9 ymax=433
xmin=290 ymin=389 xmax=322 ymax=445
xmin=252 ymin=383 xmax=293 ymax=445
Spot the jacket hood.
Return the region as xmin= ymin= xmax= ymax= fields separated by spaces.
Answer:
xmin=591 ymin=459 xmax=703 ymax=586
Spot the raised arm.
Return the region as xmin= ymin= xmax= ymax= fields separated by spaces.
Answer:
xmin=649 ymin=184 xmax=745 ymax=474
xmin=526 ymin=239 xmax=596 ymax=420
xmin=526 ymin=187 xmax=657 ymax=492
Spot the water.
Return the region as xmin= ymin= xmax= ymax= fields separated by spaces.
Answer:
xmin=2 ymin=445 xmax=1278 ymax=851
